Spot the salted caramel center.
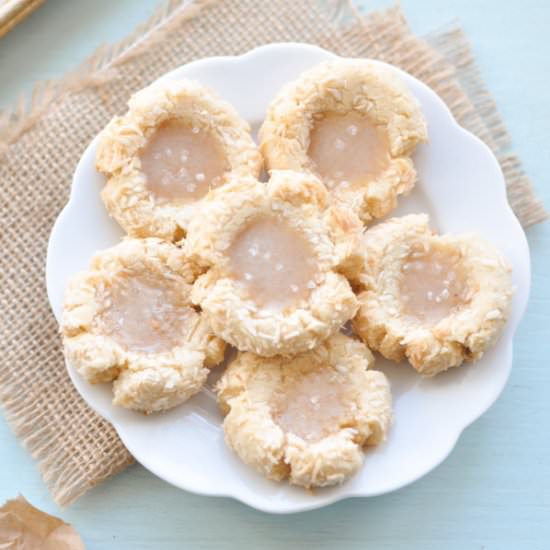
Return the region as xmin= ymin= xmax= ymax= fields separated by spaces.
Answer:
xmin=99 ymin=273 xmax=193 ymax=353
xmin=272 ymin=369 xmax=349 ymax=442
xmin=308 ymin=111 xmax=390 ymax=189
xmin=400 ymin=244 xmax=468 ymax=325
xmin=140 ymin=120 xmax=228 ymax=202
xmin=228 ymin=215 xmax=318 ymax=309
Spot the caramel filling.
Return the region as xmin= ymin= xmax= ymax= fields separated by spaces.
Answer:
xmin=272 ymin=369 xmax=350 ymax=442
xmin=98 ymin=273 xmax=193 ymax=353
xmin=308 ymin=111 xmax=390 ymax=189
xmin=140 ymin=120 xmax=228 ymax=202
xmin=228 ymin=215 xmax=318 ymax=309
xmin=400 ymin=244 xmax=469 ymax=325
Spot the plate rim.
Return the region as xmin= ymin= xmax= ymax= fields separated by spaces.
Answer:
xmin=46 ymin=42 xmax=531 ymax=514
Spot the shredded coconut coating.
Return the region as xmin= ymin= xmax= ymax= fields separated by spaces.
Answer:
xmin=186 ymin=170 xmax=364 ymax=357
xmin=62 ymin=238 xmax=225 ymax=413
xmin=259 ymin=59 xmax=427 ymax=223
xmin=96 ymin=79 xmax=262 ymax=240
xmin=352 ymin=214 xmax=514 ymax=376
xmin=217 ymin=333 xmax=392 ymax=488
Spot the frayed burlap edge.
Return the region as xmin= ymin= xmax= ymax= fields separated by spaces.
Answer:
xmin=0 ymin=0 xmax=222 ymax=507
xmin=0 ymin=0 xmax=218 ymax=154
xmin=0 ymin=0 xmax=546 ymax=507
xmin=426 ymin=25 xmax=548 ymax=226
xmin=349 ymin=4 xmax=548 ymax=227
xmin=1 ymin=2 xmax=546 ymax=224
xmin=0 ymin=379 xmax=134 ymax=506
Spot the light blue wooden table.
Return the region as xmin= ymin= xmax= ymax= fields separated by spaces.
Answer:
xmin=1 ymin=1 xmax=548 ymax=548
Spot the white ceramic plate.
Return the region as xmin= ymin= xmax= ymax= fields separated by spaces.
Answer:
xmin=46 ymin=43 xmax=530 ymax=514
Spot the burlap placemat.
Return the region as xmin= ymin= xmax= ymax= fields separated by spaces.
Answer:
xmin=0 ymin=0 xmax=546 ymax=506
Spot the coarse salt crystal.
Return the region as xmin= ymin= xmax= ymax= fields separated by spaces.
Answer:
xmin=334 ymin=138 xmax=346 ymax=151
